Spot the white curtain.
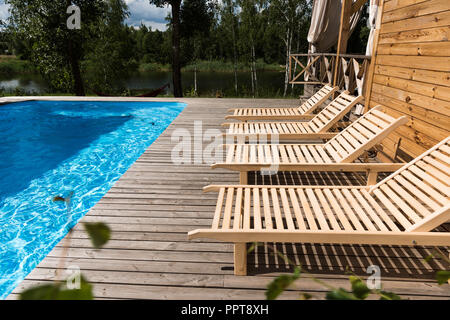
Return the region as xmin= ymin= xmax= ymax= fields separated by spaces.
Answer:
xmin=307 ymin=0 xmax=363 ymax=53
xmin=365 ymin=0 xmax=379 ymax=56
xmin=306 ymin=0 xmax=364 ymax=81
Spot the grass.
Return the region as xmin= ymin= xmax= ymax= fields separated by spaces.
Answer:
xmin=0 ymin=55 xmax=36 ymax=75
xmin=0 ymin=56 xmax=282 ymax=75
xmin=138 ymin=60 xmax=283 ymax=73
xmin=182 ymin=60 xmax=282 ymax=72
xmin=138 ymin=62 xmax=171 ymax=72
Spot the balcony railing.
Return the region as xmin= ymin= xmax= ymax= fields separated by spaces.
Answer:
xmin=289 ymin=53 xmax=371 ymax=96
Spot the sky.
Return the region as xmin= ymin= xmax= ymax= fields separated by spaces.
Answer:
xmin=0 ymin=0 xmax=171 ymax=31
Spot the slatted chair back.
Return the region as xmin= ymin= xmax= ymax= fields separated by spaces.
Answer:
xmin=308 ymin=91 xmax=363 ymax=133
xmin=369 ymin=137 xmax=450 ymax=232
xmin=323 ymin=106 xmax=408 ymax=163
xmin=298 ymin=85 xmax=338 ymax=114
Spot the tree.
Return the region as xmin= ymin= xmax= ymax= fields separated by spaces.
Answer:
xmin=238 ymin=0 xmax=261 ymax=97
xmin=6 ymin=0 xmax=104 ymax=95
xmin=150 ymin=0 xmax=183 ymax=97
xmin=181 ymin=0 xmax=213 ymax=95
xmin=83 ymin=0 xmax=136 ymax=94
xmin=269 ymin=0 xmax=309 ymax=96
xmin=220 ymin=0 xmax=239 ymax=95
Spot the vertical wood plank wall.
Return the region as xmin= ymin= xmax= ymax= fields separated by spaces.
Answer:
xmin=368 ymin=0 xmax=450 ymax=160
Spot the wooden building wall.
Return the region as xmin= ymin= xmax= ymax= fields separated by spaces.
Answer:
xmin=366 ymin=0 xmax=450 ymax=161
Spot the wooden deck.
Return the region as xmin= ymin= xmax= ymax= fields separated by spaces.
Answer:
xmin=7 ymin=97 xmax=450 ymax=300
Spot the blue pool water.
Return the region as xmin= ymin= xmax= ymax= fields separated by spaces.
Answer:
xmin=0 ymin=100 xmax=185 ymax=298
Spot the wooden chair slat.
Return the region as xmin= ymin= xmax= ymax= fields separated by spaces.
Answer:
xmin=262 ymin=188 xmax=273 ymax=230
xmin=232 ymin=187 xmax=243 ymax=230
xmin=212 ymin=188 xmax=225 ymax=229
xmin=315 ymin=189 xmax=341 ymax=230
xmin=222 ymin=187 xmax=235 ymax=230
xmin=332 ymin=189 xmax=365 ymax=231
xmin=279 ymin=188 xmax=296 ymax=230
xmin=253 ymin=187 xmax=262 ymax=230
xmin=270 ymin=188 xmax=284 ymax=230
xmin=306 ymin=188 xmax=330 ymax=230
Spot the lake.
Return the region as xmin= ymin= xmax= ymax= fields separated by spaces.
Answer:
xmin=0 ymin=70 xmax=302 ymax=97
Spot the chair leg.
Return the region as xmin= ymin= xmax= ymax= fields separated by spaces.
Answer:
xmin=239 ymin=171 xmax=248 ymax=184
xmin=367 ymin=171 xmax=378 ymax=185
xmin=234 ymin=243 xmax=247 ymax=276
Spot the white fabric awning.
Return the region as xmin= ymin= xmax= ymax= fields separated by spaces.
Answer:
xmin=307 ymin=0 xmax=364 ymax=53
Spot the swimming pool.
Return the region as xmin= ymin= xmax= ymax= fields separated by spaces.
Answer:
xmin=0 ymin=100 xmax=186 ymax=298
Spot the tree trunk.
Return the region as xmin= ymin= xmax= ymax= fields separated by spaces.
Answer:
xmin=230 ymin=6 xmax=238 ymax=95
xmin=68 ymin=38 xmax=85 ymax=96
xmin=252 ymin=44 xmax=257 ymax=97
xmin=171 ymin=0 xmax=183 ymax=97
xmin=194 ymin=65 xmax=197 ymax=95
xmin=283 ymin=27 xmax=292 ymax=97
xmin=250 ymin=52 xmax=254 ymax=98
xmin=291 ymin=31 xmax=300 ymax=92
xmin=66 ymin=0 xmax=84 ymax=96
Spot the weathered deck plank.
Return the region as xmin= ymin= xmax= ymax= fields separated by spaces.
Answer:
xmin=7 ymin=97 xmax=450 ymax=300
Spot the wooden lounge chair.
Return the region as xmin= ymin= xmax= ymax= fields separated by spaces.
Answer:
xmin=189 ymin=137 xmax=450 ymax=275
xmin=215 ymin=106 xmax=408 ymax=185
xmin=226 ymin=85 xmax=339 ymax=121
xmin=223 ymin=91 xmax=363 ymax=141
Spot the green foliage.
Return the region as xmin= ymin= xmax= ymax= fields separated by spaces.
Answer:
xmin=435 ymin=271 xmax=450 ymax=285
xmin=378 ymin=291 xmax=401 ymax=300
xmin=300 ymin=293 xmax=312 ymax=300
xmin=326 ymin=288 xmax=358 ymax=300
xmin=262 ymin=243 xmax=450 ymax=300
xmin=266 ymin=267 xmax=301 ymax=300
xmin=182 ymin=59 xmax=280 ymax=72
xmin=259 ymin=243 xmax=406 ymax=301
xmin=5 ymin=0 xmax=106 ymax=94
xmin=83 ymin=0 xmax=137 ymax=94
xmin=325 ymin=277 xmax=374 ymax=300
xmin=139 ymin=62 xmax=171 ymax=72
xmin=0 ymin=56 xmax=35 ymax=74
xmin=20 ymin=276 xmax=93 ymax=300
xmin=84 ymin=222 xmax=111 ymax=249
xmin=2 ymin=0 xmax=374 ymax=97
xmin=349 ymin=276 xmax=371 ymax=299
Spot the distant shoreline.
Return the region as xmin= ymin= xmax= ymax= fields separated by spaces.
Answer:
xmin=0 ymin=55 xmax=36 ymax=75
xmin=139 ymin=60 xmax=284 ymax=73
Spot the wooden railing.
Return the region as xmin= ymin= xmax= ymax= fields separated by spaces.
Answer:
xmin=289 ymin=53 xmax=371 ymax=96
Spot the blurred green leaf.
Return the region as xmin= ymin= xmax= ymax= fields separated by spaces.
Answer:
xmin=247 ymin=242 xmax=260 ymax=254
xmin=300 ymin=293 xmax=312 ymax=300
xmin=379 ymin=291 xmax=401 ymax=300
xmin=326 ymin=288 xmax=357 ymax=300
xmin=265 ymin=267 xmax=300 ymax=300
xmin=436 ymin=271 xmax=450 ymax=285
xmin=19 ymin=284 xmax=61 ymax=300
xmin=349 ymin=276 xmax=370 ymax=300
xmin=84 ymin=222 xmax=111 ymax=249
xmin=20 ymin=276 xmax=93 ymax=300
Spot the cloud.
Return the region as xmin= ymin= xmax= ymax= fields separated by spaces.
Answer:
xmin=124 ymin=0 xmax=170 ymax=31
xmin=0 ymin=1 xmax=10 ymax=22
